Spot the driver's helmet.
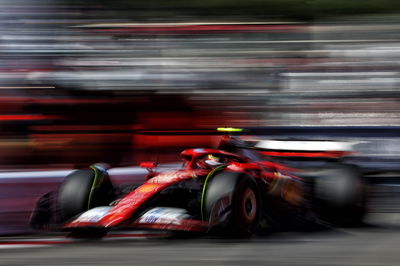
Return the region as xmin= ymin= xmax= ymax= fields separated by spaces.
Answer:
xmin=204 ymin=154 xmax=223 ymax=166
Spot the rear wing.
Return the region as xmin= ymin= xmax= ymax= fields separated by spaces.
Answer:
xmin=252 ymin=139 xmax=358 ymax=159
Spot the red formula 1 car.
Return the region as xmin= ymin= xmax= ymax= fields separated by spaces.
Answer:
xmin=30 ymin=134 xmax=367 ymax=237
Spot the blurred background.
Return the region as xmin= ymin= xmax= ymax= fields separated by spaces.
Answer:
xmin=1 ymin=0 xmax=400 ymax=246
xmin=0 ymin=0 xmax=400 ymax=170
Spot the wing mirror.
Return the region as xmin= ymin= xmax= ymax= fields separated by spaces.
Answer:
xmin=139 ymin=161 xmax=158 ymax=180
xmin=140 ymin=161 xmax=158 ymax=169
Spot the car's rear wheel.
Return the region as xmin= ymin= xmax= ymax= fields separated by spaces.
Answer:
xmin=311 ymin=164 xmax=367 ymax=226
xmin=203 ymin=171 xmax=261 ymax=237
xmin=57 ymin=166 xmax=115 ymax=224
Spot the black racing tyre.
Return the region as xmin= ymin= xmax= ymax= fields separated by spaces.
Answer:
xmin=311 ymin=164 xmax=367 ymax=226
xmin=57 ymin=167 xmax=115 ymax=223
xmin=204 ymin=171 xmax=261 ymax=237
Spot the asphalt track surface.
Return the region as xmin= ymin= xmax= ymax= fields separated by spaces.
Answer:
xmin=0 ymin=212 xmax=400 ymax=266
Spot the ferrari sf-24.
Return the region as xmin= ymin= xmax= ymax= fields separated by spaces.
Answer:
xmin=30 ymin=134 xmax=366 ymax=237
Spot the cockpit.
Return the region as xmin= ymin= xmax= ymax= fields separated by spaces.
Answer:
xmin=181 ymin=148 xmax=245 ymax=170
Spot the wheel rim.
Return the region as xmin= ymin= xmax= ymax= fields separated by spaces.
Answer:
xmin=241 ymin=187 xmax=257 ymax=224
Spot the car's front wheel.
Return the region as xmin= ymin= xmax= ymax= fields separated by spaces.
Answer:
xmin=203 ymin=171 xmax=261 ymax=237
xmin=56 ymin=165 xmax=115 ymax=224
